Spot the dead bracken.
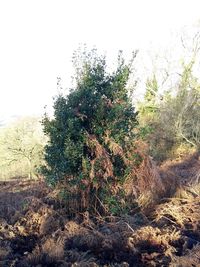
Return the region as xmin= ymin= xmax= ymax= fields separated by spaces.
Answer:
xmin=0 ymin=152 xmax=200 ymax=266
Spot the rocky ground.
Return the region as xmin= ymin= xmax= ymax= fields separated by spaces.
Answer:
xmin=0 ymin=153 xmax=200 ymax=267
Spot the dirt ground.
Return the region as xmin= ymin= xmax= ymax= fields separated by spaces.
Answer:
xmin=0 ymin=153 xmax=200 ymax=267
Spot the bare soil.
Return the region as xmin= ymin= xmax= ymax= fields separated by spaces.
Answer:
xmin=0 ymin=153 xmax=200 ymax=267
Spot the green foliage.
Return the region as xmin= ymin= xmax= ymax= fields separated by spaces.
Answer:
xmin=139 ymin=74 xmax=159 ymax=117
xmin=157 ymin=60 xmax=200 ymax=155
xmin=139 ymin=55 xmax=200 ymax=161
xmin=145 ymin=74 xmax=158 ymax=103
xmin=0 ymin=117 xmax=46 ymax=179
xmin=42 ymin=49 xmax=138 ymax=215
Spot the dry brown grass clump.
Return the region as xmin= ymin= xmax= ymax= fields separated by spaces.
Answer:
xmin=170 ymin=244 xmax=200 ymax=267
xmin=124 ymin=225 xmax=181 ymax=266
xmin=155 ymin=197 xmax=200 ymax=229
xmin=122 ymin=140 xmax=165 ymax=210
xmin=160 ymin=152 xmax=200 ymax=197
xmin=16 ymin=204 xmax=63 ymax=236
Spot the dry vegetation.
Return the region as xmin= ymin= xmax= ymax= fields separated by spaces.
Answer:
xmin=0 ymin=152 xmax=200 ymax=267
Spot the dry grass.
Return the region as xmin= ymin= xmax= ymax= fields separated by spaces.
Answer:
xmin=0 ymin=152 xmax=200 ymax=266
xmin=122 ymin=140 xmax=165 ymax=210
xmin=170 ymin=244 xmax=200 ymax=266
xmin=154 ymin=196 xmax=200 ymax=238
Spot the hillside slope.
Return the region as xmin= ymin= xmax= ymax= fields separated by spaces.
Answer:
xmin=0 ymin=153 xmax=200 ymax=267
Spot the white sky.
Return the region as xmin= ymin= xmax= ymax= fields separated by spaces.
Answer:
xmin=0 ymin=0 xmax=200 ymax=120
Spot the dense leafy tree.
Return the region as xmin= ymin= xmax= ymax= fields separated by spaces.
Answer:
xmin=42 ymin=49 xmax=139 ymax=214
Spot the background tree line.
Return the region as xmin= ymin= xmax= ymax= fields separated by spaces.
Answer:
xmin=138 ymin=32 xmax=200 ymax=161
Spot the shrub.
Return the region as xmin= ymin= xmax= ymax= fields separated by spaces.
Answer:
xmin=42 ymin=49 xmax=140 ymax=215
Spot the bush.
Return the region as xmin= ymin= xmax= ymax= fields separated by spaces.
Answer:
xmin=42 ymin=49 xmax=139 ymax=215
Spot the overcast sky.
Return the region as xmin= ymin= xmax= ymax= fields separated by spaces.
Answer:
xmin=0 ymin=0 xmax=200 ymax=120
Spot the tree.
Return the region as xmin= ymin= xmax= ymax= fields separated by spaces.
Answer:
xmin=138 ymin=30 xmax=200 ymax=161
xmin=139 ymin=60 xmax=200 ymax=161
xmin=0 ymin=117 xmax=45 ymax=179
xmin=164 ymin=60 xmax=200 ymax=148
xmin=42 ymin=49 xmax=139 ymax=214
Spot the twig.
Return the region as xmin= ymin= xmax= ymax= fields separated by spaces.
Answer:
xmin=125 ymin=222 xmax=135 ymax=233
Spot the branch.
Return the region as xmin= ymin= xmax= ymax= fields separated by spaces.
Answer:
xmin=180 ymin=131 xmax=196 ymax=147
